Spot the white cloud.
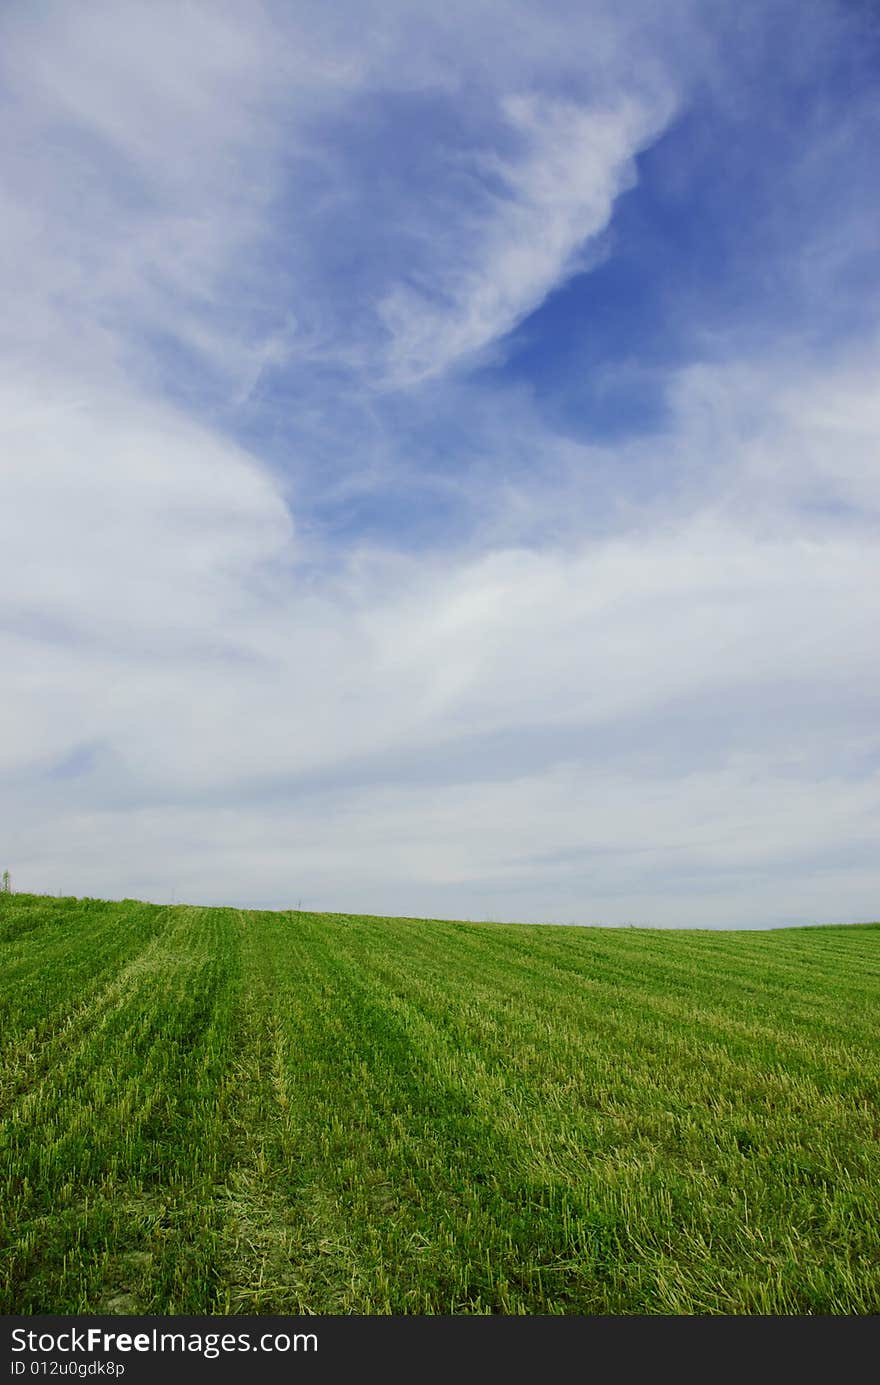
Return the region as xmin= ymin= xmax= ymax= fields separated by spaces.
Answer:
xmin=375 ymin=90 xmax=675 ymax=386
xmin=0 ymin=375 xmax=292 ymax=654
xmin=0 ymin=0 xmax=368 ymax=398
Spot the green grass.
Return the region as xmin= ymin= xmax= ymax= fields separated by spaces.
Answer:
xmin=1 ymin=893 xmax=879 ymax=1314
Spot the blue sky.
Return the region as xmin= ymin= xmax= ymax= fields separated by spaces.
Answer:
xmin=1 ymin=0 xmax=879 ymax=926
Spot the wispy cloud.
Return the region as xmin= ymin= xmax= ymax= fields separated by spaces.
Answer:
xmin=375 ymin=90 xmax=675 ymax=385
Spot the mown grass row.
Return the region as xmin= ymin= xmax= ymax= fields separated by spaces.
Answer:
xmin=1 ymin=894 xmax=878 ymax=1313
xmin=1 ymin=898 xmax=241 ymax=1312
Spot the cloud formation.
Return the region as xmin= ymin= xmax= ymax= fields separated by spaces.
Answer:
xmin=2 ymin=1 xmax=879 ymax=926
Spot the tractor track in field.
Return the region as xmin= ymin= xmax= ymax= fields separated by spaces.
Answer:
xmin=217 ymin=911 xmax=311 ymax=1312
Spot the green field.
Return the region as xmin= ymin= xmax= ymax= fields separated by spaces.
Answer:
xmin=1 ymin=893 xmax=879 ymax=1315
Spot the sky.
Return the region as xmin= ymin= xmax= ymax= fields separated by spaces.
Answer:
xmin=1 ymin=0 xmax=879 ymax=927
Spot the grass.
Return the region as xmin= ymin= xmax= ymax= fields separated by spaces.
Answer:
xmin=1 ymin=892 xmax=879 ymax=1314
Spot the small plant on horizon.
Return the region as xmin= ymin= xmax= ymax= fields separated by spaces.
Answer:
xmin=1 ymin=870 xmax=10 ymax=894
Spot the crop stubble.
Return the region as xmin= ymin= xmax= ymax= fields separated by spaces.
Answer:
xmin=1 ymin=894 xmax=878 ymax=1313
